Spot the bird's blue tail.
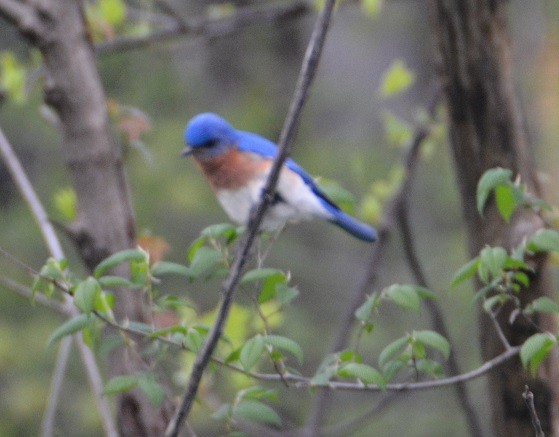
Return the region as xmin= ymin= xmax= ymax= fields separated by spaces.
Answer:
xmin=329 ymin=210 xmax=377 ymax=242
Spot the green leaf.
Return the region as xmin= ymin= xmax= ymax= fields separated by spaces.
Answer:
xmin=339 ymin=349 xmax=362 ymax=363
xmin=380 ymin=60 xmax=415 ymax=97
xmin=379 ymin=335 xmax=410 ymax=367
xmin=232 ymin=399 xmax=281 ymax=426
xmin=201 ymin=223 xmax=239 ymax=242
xmin=149 ymin=325 xmax=187 ymax=339
xmin=237 ymin=386 xmax=278 ymax=402
xmin=184 ymin=327 xmax=205 ymax=353
xmin=151 ymin=261 xmax=192 ymax=278
xmin=53 ymin=187 xmax=77 ymax=221
xmin=527 ymin=229 xmax=559 ymax=253
xmin=339 ymin=363 xmax=385 ymax=386
xmin=130 ymin=256 xmax=149 ymax=286
xmin=525 ymin=297 xmax=559 ymax=314
xmin=241 ymin=268 xmax=286 ymax=303
xmin=415 ymin=358 xmax=443 ymax=378
xmin=240 ymin=335 xmax=265 ymax=371
xmin=94 ymin=248 xmax=147 ymax=278
xmin=478 ymin=246 xmax=508 ymax=283
xmin=99 ymin=0 xmax=126 ymax=26
xmin=483 ymin=294 xmax=507 ymax=313
xmin=188 ymin=246 xmax=223 ymax=279
xmin=361 ymin=0 xmax=384 ymax=17
xmin=476 ymin=167 xmax=513 ymax=215
xmin=275 ymin=284 xmax=299 ymax=306
xmin=0 ymin=51 xmax=27 ymax=103
xmin=74 ymin=277 xmax=102 ymax=314
xmin=95 ymin=290 xmax=115 ymax=315
xmin=264 ymin=335 xmax=303 ymax=365
xmin=355 ymin=292 xmax=379 ymax=322
xmin=241 ymin=268 xmax=285 ymax=284
xmin=138 ymin=374 xmax=165 ymax=407
xmin=415 ymin=287 xmax=438 ymax=300
xmin=384 ymin=284 xmax=420 ymax=311
xmin=383 ymin=111 xmax=412 ymax=147
xmin=310 ymin=354 xmax=339 ymax=386
xmin=494 ymin=184 xmax=517 ymax=222
xmin=413 ymin=330 xmax=451 ymax=360
xmin=102 ymin=375 xmax=139 ymax=396
xmin=520 ymin=333 xmax=556 ymax=375
xmin=47 ymin=314 xmax=93 ymax=346
xmin=97 ymin=275 xmax=140 ymax=289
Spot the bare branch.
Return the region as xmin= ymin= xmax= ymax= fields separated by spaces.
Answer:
xmin=0 ymin=0 xmax=32 ymax=26
xmin=0 ymin=127 xmax=64 ymax=259
xmin=96 ymin=0 xmax=310 ymax=55
xmin=395 ymin=92 xmax=484 ymax=437
xmin=0 ymin=274 xmax=68 ymax=314
xmin=0 ymin=126 xmax=119 ymax=437
xmin=164 ymin=2 xmax=337 ymax=436
xmin=93 ymin=301 xmax=521 ymax=393
xmin=3 ymin=264 xmax=518 ymax=398
xmin=523 ymin=385 xmax=545 ymax=437
xmin=487 ymin=307 xmax=513 ymax=350
xmin=304 ymin=90 xmax=438 ymax=434
xmin=41 ymin=337 xmax=73 ymax=437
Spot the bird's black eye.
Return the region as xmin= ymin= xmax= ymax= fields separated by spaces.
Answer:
xmin=202 ymin=139 xmax=218 ymax=148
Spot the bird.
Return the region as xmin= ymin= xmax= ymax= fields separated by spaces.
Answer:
xmin=182 ymin=112 xmax=377 ymax=242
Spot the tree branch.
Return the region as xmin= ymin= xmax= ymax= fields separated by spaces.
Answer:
xmin=395 ymin=93 xmax=484 ymax=437
xmin=164 ymin=1 xmax=337 ymax=436
xmin=41 ymin=336 xmax=73 ymax=437
xmin=523 ymin=385 xmax=545 ymax=437
xmin=95 ymin=0 xmax=310 ymax=55
xmin=0 ymin=126 xmax=119 ymax=437
xmin=1 ymin=265 xmax=520 ymax=398
xmin=304 ymin=89 xmax=438 ymax=435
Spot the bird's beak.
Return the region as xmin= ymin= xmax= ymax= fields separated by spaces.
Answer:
xmin=181 ymin=146 xmax=193 ymax=157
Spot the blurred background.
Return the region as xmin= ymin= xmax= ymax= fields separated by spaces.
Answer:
xmin=0 ymin=0 xmax=558 ymax=435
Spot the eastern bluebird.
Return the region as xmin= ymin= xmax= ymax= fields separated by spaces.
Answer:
xmin=182 ymin=113 xmax=377 ymax=242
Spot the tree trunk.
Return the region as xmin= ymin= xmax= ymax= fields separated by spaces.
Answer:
xmin=0 ymin=1 xmax=171 ymax=434
xmin=427 ymin=1 xmax=559 ymax=435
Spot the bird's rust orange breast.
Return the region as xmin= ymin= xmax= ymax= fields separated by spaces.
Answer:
xmin=194 ymin=146 xmax=268 ymax=190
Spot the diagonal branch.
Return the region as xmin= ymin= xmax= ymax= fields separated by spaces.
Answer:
xmin=0 ymin=126 xmax=119 ymax=437
xmin=164 ymin=1 xmax=337 ymax=436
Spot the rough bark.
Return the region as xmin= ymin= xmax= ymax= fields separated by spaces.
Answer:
xmin=0 ymin=1 xmax=170 ymax=434
xmin=427 ymin=1 xmax=559 ymax=435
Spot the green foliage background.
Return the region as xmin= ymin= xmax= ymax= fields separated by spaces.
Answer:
xmin=1 ymin=0 xmax=559 ymax=435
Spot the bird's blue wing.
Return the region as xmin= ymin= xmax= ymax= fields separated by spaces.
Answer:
xmin=236 ymin=130 xmax=341 ymax=211
xmin=236 ymin=130 xmax=377 ymax=242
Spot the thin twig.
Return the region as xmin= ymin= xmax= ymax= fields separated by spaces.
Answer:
xmin=0 ymin=128 xmax=64 ymax=259
xmin=164 ymin=2 xmax=337 ymax=436
xmin=523 ymin=385 xmax=545 ymax=437
xmin=395 ymin=93 xmax=484 ymax=437
xmin=1 ymin=263 xmax=520 ymax=395
xmin=304 ymin=90 xmax=436 ymax=435
xmin=40 ymin=337 xmax=73 ymax=437
xmin=487 ymin=307 xmax=512 ymax=350
xmin=95 ymin=0 xmax=310 ymax=55
xmin=0 ymin=126 xmax=119 ymax=437
xmin=0 ymin=274 xmax=68 ymax=314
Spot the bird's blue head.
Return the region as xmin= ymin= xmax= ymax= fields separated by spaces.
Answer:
xmin=183 ymin=113 xmax=238 ymax=158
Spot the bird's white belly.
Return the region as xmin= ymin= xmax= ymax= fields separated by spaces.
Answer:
xmin=216 ymin=168 xmax=331 ymax=230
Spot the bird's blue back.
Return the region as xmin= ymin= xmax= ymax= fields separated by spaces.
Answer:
xmin=236 ymin=130 xmax=341 ymax=214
